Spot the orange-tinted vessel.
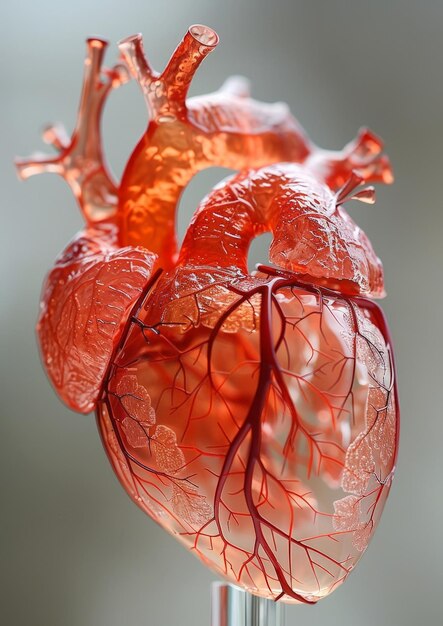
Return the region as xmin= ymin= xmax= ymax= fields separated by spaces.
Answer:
xmin=16 ymin=25 xmax=398 ymax=603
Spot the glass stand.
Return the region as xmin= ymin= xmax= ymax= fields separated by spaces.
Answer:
xmin=211 ymin=582 xmax=285 ymax=626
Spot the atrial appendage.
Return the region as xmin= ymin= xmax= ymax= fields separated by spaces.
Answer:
xmin=15 ymin=38 xmax=129 ymax=224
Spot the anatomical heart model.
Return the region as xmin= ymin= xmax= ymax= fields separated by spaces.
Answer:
xmin=17 ymin=25 xmax=399 ymax=604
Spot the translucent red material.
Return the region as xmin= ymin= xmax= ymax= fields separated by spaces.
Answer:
xmin=16 ymin=25 xmax=398 ymax=604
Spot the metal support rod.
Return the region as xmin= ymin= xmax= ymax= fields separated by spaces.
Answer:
xmin=211 ymin=582 xmax=285 ymax=626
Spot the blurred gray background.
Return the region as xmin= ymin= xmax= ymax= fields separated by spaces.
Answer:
xmin=1 ymin=1 xmax=442 ymax=624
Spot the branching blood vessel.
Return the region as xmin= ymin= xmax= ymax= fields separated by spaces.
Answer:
xmin=16 ymin=25 xmax=399 ymax=604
